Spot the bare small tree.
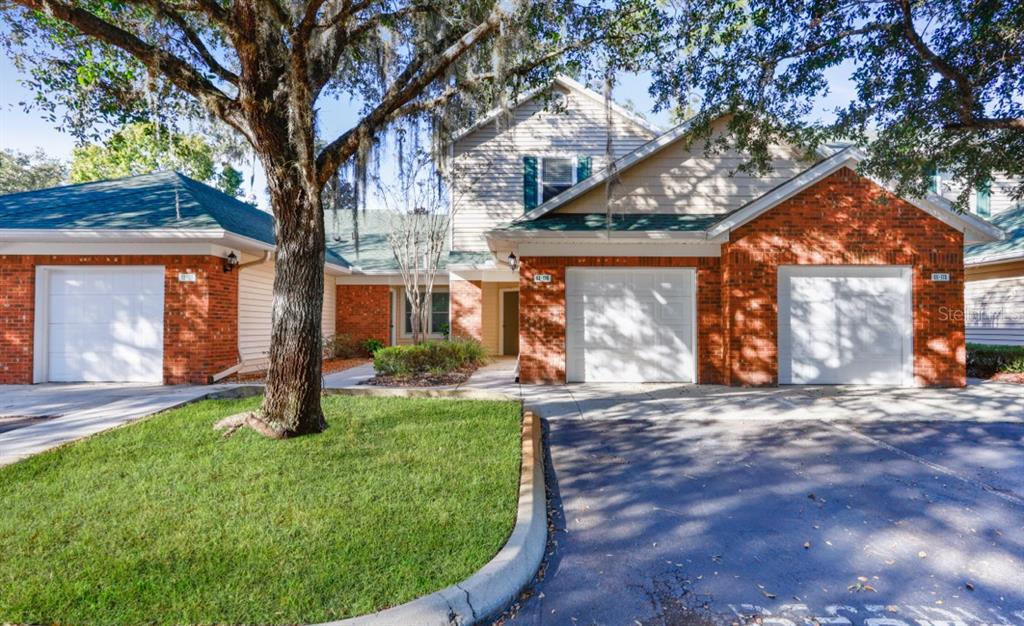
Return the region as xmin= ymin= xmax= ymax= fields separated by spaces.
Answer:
xmin=380 ymin=155 xmax=450 ymax=344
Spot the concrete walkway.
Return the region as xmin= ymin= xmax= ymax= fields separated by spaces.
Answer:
xmin=323 ymin=363 xmax=375 ymax=388
xmin=0 ymin=384 xmax=234 ymax=467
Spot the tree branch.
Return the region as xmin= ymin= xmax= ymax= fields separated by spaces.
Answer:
xmin=944 ymin=117 xmax=1024 ymax=131
xmin=898 ymin=0 xmax=979 ymax=126
xmin=146 ymin=0 xmax=239 ymax=84
xmin=314 ymin=5 xmax=504 ymax=187
xmin=13 ymin=0 xmax=244 ymax=130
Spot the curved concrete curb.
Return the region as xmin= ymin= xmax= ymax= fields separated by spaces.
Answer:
xmin=317 ymin=408 xmax=546 ymax=626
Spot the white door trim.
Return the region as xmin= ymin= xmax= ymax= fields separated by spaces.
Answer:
xmin=498 ymin=288 xmax=518 ymax=356
xmin=777 ymin=264 xmax=914 ymax=386
xmin=33 ymin=265 xmax=166 ymax=383
xmin=565 ymin=267 xmax=698 ymax=383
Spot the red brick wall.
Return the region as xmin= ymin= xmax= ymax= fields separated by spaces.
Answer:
xmin=336 ymin=284 xmax=391 ymax=345
xmin=722 ymin=167 xmax=965 ymax=386
xmin=0 ymin=255 xmax=238 ymax=385
xmin=450 ymin=279 xmax=483 ymax=341
xmin=518 ymin=257 xmax=724 ymax=384
xmin=516 ymin=168 xmax=966 ymax=387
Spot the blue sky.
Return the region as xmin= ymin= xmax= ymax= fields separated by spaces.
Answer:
xmin=1 ymin=53 xmax=857 ymax=208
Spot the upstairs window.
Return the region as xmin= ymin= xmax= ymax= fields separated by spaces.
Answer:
xmin=541 ymin=157 xmax=575 ymax=202
xmin=523 ymin=155 xmax=592 ymax=210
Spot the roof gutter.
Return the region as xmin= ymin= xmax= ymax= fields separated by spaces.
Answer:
xmin=485 ymin=228 xmax=725 ymax=242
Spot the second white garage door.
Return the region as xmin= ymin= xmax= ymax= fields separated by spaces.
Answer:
xmin=41 ymin=267 xmax=165 ymax=383
xmin=566 ymin=268 xmax=696 ymax=383
xmin=778 ymin=266 xmax=913 ymax=385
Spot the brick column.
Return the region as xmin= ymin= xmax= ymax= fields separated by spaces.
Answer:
xmin=450 ymin=278 xmax=483 ymax=342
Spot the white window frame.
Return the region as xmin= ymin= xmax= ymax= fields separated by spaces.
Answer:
xmin=400 ymin=287 xmax=451 ymax=338
xmin=537 ymin=155 xmax=579 ymax=204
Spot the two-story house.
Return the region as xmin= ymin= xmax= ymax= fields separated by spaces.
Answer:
xmin=0 ymin=76 xmax=1004 ymax=386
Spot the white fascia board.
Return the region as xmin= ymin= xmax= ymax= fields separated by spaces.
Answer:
xmin=337 ymin=272 xmax=452 ymax=286
xmin=965 ymin=250 xmax=1024 ymax=268
xmin=0 ymin=228 xmax=226 ymax=241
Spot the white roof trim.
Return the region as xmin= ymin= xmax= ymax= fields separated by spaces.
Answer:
xmin=706 ymin=147 xmax=1004 ymax=244
xmin=965 ymin=250 xmax=1024 ymax=267
xmin=0 ymin=228 xmax=354 ymax=274
xmin=450 ymin=75 xmax=661 ymax=144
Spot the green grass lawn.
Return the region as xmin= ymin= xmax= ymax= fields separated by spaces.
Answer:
xmin=0 ymin=395 xmax=522 ymax=626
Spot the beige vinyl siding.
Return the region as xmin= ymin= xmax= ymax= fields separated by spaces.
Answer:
xmin=557 ymin=118 xmax=807 ymax=215
xmin=480 ymin=281 xmax=519 ymax=354
xmin=941 ymin=173 xmax=1021 ymax=216
xmin=452 ymin=84 xmax=656 ymax=251
xmin=965 ymin=260 xmax=1024 ymax=346
xmin=238 ymin=261 xmax=338 ymax=372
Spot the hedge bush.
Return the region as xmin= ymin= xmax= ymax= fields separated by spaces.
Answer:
xmin=373 ymin=339 xmax=486 ymax=377
xmin=966 ymin=343 xmax=1024 ymax=378
xmin=323 ymin=333 xmax=363 ymax=359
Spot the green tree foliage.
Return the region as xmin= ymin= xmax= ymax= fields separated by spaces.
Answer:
xmin=652 ymin=0 xmax=1024 ymax=207
xmin=0 ymin=148 xmax=67 ymax=194
xmin=70 ymin=122 xmax=243 ymax=196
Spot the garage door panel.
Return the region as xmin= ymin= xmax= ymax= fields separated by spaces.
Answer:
xmin=567 ymin=268 xmax=695 ymax=383
xmin=43 ymin=268 xmax=165 ymax=383
xmin=779 ymin=266 xmax=911 ymax=386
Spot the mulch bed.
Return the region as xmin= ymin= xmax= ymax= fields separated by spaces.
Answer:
xmin=989 ymin=372 xmax=1024 ymax=384
xmin=226 ymin=357 xmax=370 ymax=383
xmin=360 ymin=366 xmax=476 ymax=387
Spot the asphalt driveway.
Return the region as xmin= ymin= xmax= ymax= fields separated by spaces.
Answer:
xmin=506 ymin=382 xmax=1024 ymax=626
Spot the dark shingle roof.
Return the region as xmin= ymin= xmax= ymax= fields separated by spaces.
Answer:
xmin=966 ymin=204 xmax=1024 ymax=264
xmin=325 ymin=209 xmax=397 ymax=271
xmin=0 ymin=171 xmax=350 ymax=268
xmin=499 ymin=212 xmax=729 ymax=233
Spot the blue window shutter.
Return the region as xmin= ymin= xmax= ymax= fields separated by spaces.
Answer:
xmin=523 ymin=156 xmax=538 ymax=210
xmin=576 ymin=156 xmax=592 ymax=181
xmin=976 ymin=184 xmax=992 ymax=217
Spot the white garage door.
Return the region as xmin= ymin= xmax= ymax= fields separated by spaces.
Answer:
xmin=42 ymin=267 xmax=165 ymax=383
xmin=778 ymin=266 xmax=912 ymax=385
xmin=566 ymin=268 xmax=696 ymax=382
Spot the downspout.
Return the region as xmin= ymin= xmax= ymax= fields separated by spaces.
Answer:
xmin=210 ymin=250 xmax=273 ymax=383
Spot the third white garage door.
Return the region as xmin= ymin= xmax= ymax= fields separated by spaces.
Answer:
xmin=566 ymin=268 xmax=696 ymax=383
xmin=778 ymin=266 xmax=913 ymax=385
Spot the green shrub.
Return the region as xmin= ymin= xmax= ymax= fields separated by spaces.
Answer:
xmin=363 ymin=338 xmax=385 ymax=355
xmin=323 ymin=333 xmax=362 ymax=359
xmin=966 ymin=343 xmax=1024 ymax=378
xmin=373 ymin=338 xmax=486 ymax=377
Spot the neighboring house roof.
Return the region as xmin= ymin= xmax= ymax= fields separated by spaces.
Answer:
xmin=965 ymin=204 xmax=1024 ymax=266
xmin=326 ymin=209 xmax=398 ymax=272
xmin=450 ymin=75 xmax=662 ymax=144
xmin=0 ymin=171 xmax=351 ymax=269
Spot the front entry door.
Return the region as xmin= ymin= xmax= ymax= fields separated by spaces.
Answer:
xmin=501 ymin=291 xmax=519 ymax=356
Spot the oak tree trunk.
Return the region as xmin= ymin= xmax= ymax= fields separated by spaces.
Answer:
xmin=253 ymin=166 xmax=327 ymax=437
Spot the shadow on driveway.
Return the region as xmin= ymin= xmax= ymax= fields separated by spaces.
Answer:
xmin=502 ymin=383 xmax=1024 ymax=626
